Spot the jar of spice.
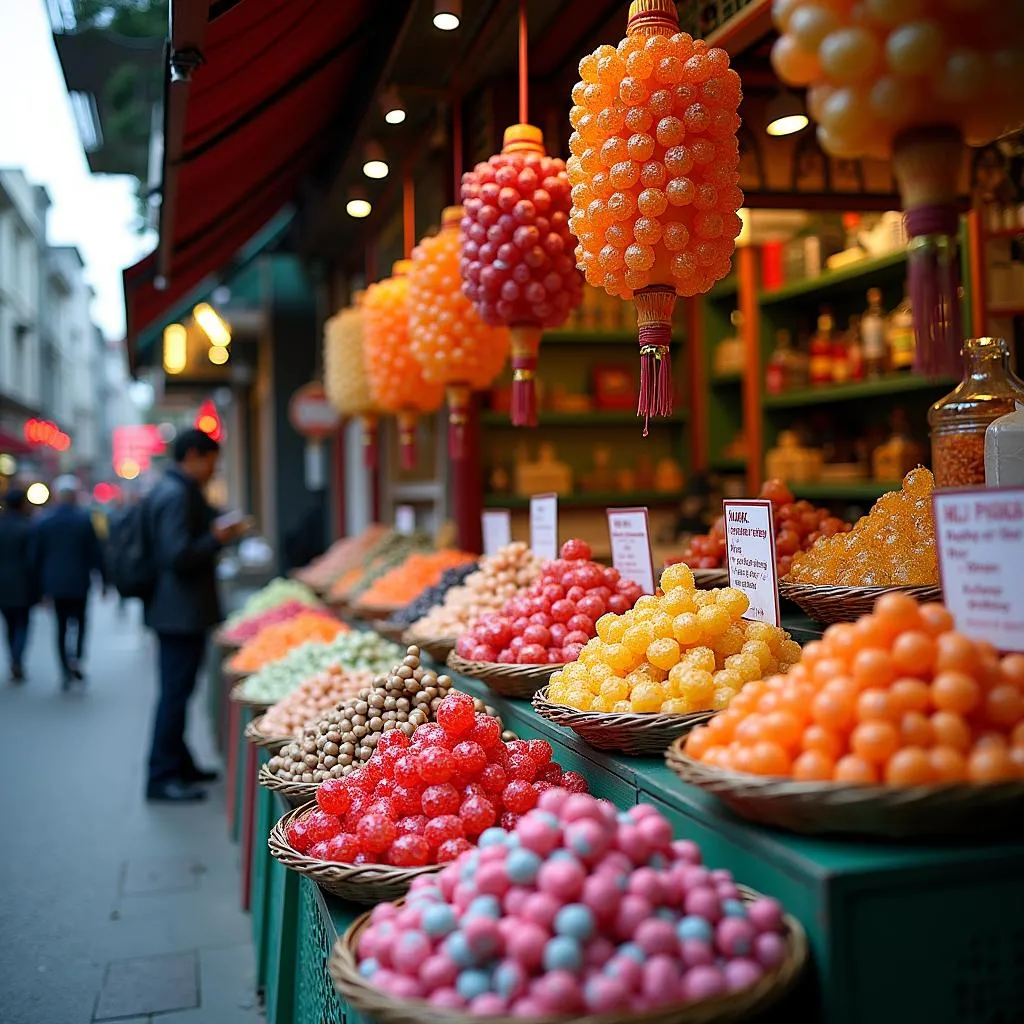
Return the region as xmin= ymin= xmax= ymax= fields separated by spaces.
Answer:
xmin=928 ymin=337 xmax=1024 ymax=488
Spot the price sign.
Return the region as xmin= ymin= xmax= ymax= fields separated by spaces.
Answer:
xmin=395 ymin=505 xmax=416 ymax=536
xmin=723 ymin=499 xmax=780 ymax=626
xmin=530 ymin=493 xmax=559 ymax=561
xmin=482 ymin=509 xmax=512 ymax=556
xmin=933 ymin=488 xmax=1024 ymax=651
xmin=607 ymin=507 xmax=655 ymax=595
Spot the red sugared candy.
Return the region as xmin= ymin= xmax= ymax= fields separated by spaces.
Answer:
xmin=386 ymin=834 xmax=431 ymax=867
xmin=435 ymin=691 xmax=477 ymax=737
xmin=316 ymin=778 xmax=352 ymax=815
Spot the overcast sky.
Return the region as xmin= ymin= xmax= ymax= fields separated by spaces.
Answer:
xmin=0 ymin=0 xmax=155 ymax=341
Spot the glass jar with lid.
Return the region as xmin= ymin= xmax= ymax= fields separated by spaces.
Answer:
xmin=928 ymin=337 xmax=1024 ymax=487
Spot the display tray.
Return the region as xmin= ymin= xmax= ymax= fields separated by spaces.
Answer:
xmin=244 ymin=714 xmax=295 ymax=752
xmin=446 ymin=651 xmax=560 ymax=699
xmin=269 ymin=802 xmax=441 ymax=903
xmin=329 ymin=888 xmax=807 ymax=1024
xmin=778 ymin=581 xmax=942 ymax=624
xmin=350 ymin=601 xmax=396 ymax=622
xmin=257 ymin=762 xmax=318 ymax=809
xmin=532 ymin=686 xmax=713 ymax=756
xmin=229 ymin=681 xmax=274 ymax=711
xmin=665 ymin=737 xmax=1024 ymax=839
xmin=372 ymin=619 xmax=407 ymax=642
xmin=403 ymin=631 xmax=457 ymax=663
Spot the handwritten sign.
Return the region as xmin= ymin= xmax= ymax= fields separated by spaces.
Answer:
xmin=723 ymin=499 xmax=779 ymax=626
xmin=395 ymin=505 xmax=416 ymax=536
xmin=607 ymin=507 xmax=655 ymax=595
xmin=530 ymin=494 xmax=559 ymax=561
xmin=933 ymin=488 xmax=1024 ymax=651
xmin=482 ymin=509 xmax=512 ymax=556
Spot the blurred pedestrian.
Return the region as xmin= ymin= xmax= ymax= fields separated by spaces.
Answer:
xmin=143 ymin=429 xmax=246 ymax=802
xmin=0 ymin=489 xmax=37 ymax=682
xmin=106 ymin=493 xmax=136 ymax=618
xmin=34 ymin=476 xmax=106 ymax=690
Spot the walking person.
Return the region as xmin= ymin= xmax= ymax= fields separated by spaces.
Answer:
xmin=0 ymin=489 xmax=38 ymax=682
xmin=34 ymin=476 xmax=106 ymax=690
xmin=143 ymin=429 xmax=246 ymax=802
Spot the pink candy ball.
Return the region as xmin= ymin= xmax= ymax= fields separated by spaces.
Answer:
xmin=715 ymin=916 xmax=756 ymax=958
xmin=716 ymin=882 xmax=741 ymax=902
xmin=387 ymin=975 xmax=424 ymax=1000
xmin=615 ymin=894 xmax=653 ymax=941
xmin=517 ymin=815 xmax=562 ymax=857
xmin=536 ymin=859 xmax=585 ymax=902
xmin=522 ymin=890 xmax=561 ymax=929
xmin=505 ymin=921 xmax=549 ymax=970
xmin=680 ymin=938 xmax=715 ymax=968
xmin=684 ymin=886 xmax=722 ymax=923
xmin=637 ymin=814 xmax=674 ymax=853
xmin=680 ymin=865 xmax=711 ymax=890
xmin=532 ymin=970 xmax=584 ymax=1015
xmin=503 ymin=885 xmax=531 ymax=916
xmin=627 ymin=867 xmax=664 ymax=905
xmin=510 ymin=997 xmax=546 ymax=1018
xmin=392 ymin=931 xmax=432 ymax=974
xmin=561 ymin=794 xmax=603 ymax=823
xmin=615 ymin=824 xmax=651 ymax=865
xmin=583 ymin=974 xmax=631 ymax=1013
xmin=420 ymin=954 xmax=458 ymax=991
xmin=470 ymin=993 xmax=509 ymax=1016
xmin=564 ymin=819 xmax=612 ymax=863
xmin=581 ymin=874 xmax=622 ymax=922
xmin=642 ymin=955 xmax=681 ymax=1007
xmin=480 ymin=845 xmax=509 ymax=864
xmin=429 ymin=988 xmax=467 ymax=1009
xmin=635 ymin=919 xmax=678 ymax=957
xmin=747 ymin=897 xmax=784 ymax=934
xmin=680 ymin=965 xmax=725 ymax=1003
xmin=753 ymin=931 xmax=788 ymax=970
xmin=671 ymin=839 xmax=703 ymax=865
xmin=724 ymin=957 xmax=765 ymax=993
xmin=605 ymin=953 xmax=643 ymax=992
xmin=464 ymin=916 xmax=502 ymax=958
xmin=371 ymin=903 xmax=400 ymax=922
xmin=584 ymin=936 xmax=616 ymax=969
xmin=453 ymin=882 xmax=477 ymax=911
xmin=537 ymin=789 xmax=570 ymax=815
xmin=395 ymin=907 xmax=423 ymax=930
xmin=476 ymin=862 xmax=511 ymax=897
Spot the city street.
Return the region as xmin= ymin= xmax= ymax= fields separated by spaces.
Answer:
xmin=0 ymin=593 xmax=263 ymax=1024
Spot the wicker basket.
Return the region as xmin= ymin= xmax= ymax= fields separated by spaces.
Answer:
xmin=269 ymin=802 xmax=442 ymax=902
xmin=532 ymin=687 xmax=713 ymax=756
xmin=229 ymin=681 xmax=275 ymax=712
xmin=403 ymin=631 xmax=457 ymax=663
xmin=257 ymin=762 xmax=319 ymax=809
xmin=446 ymin=651 xmax=560 ymax=699
xmin=244 ymin=714 xmax=295 ymax=752
xmin=665 ymin=737 xmax=1024 ymax=839
xmin=351 ymin=601 xmax=396 ymax=622
xmin=777 ymin=581 xmax=942 ymax=624
xmin=330 ymin=888 xmax=807 ymax=1024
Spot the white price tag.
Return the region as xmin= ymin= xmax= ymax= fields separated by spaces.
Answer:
xmin=530 ymin=493 xmax=559 ymax=561
xmin=723 ymin=499 xmax=779 ymax=626
xmin=933 ymin=488 xmax=1024 ymax=651
xmin=395 ymin=505 xmax=416 ymax=536
xmin=607 ymin=507 xmax=655 ymax=595
xmin=481 ymin=509 xmax=512 ymax=556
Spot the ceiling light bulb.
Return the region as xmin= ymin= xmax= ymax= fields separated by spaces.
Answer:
xmin=193 ymin=302 xmax=231 ymax=347
xmin=347 ymin=198 xmax=372 ymax=218
xmin=209 ymin=345 xmax=230 ymax=365
xmin=362 ymin=141 xmax=389 ymax=179
xmin=162 ymin=323 xmax=187 ymax=375
xmin=433 ymin=0 xmax=460 ymax=30
xmin=767 ymin=113 xmax=809 ymax=136
xmin=363 ymin=159 xmax=388 ymax=179
xmin=381 ymin=87 xmax=406 ymax=125
xmin=765 ymin=90 xmax=809 ymax=137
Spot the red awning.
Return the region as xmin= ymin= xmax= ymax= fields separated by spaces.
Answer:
xmin=0 ymin=429 xmax=31 ymax=456
xmin=124 ymin=0 xmax=395 ymax=357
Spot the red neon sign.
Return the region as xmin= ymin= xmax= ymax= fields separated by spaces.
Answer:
xmin=24 ymin=418 xmax=71 ymax=451
xmin=194 ymin=400 xmax=223 ymax=442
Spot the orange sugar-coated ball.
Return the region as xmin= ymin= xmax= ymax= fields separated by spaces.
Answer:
xmin=884 ymin=747 xmax=935 ymax=786
xmin=792 ymin=749 xmax=835 ymax=781
xmin=833 ymin=754 xmax=878 ymax=784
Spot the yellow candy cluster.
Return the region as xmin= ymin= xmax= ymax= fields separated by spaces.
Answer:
xmin=548 ymin=563 xmax=801 ymax=715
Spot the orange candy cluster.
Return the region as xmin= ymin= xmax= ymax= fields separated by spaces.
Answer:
xmin=568 ymin=27 xmax=743 ymax=299
xmin=408 ymin=210 xmax=510 ymax=390
xmin=356 ymin=550 xmax=478 ymax=611
xmin=786 ymin=468 xmax=938 ymax=586
xmin=228 ymin=612 xmax=348 ymax=674
xmin=685 ymin=593 xmax=1024 ymax=786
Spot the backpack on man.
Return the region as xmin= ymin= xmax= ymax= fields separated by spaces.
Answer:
xmin=106 ymin=501 xmax=156 ymax=599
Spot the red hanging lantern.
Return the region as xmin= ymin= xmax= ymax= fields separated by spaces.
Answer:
xmin=460 ymin=124 xmax=583 ymax=427
xmin=408 ymin=208 xmax=510 ymax=460
xmin=363 ymin=260 xmax=445 ymax=470
xmin=568 ymin=0 xmax=744 ymax=430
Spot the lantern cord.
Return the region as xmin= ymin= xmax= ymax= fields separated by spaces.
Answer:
xmin=518 ymin=0 xmax=528 ymax=125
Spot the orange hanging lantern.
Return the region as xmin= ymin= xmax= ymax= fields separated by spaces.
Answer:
xmin=568 ymin=0 xmax=744 ymax=429
xmin=771 ymin=0 xmax=1024 ymax=377
xmin=323 ymin=293 xmax=380 ymax=466
xmin=363 ymin=260 xmax=445 ymax=469
xmin=408 ymin=207 xmax=511 ymax=460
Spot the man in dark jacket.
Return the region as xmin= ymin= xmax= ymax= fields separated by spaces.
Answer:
xmin=0 ymin=489 xmax=37 ymax=682
xmin=143 ymin=429 xmax=244 ymax=802
xmin=34 ymin=476 xmax=106 ymax=689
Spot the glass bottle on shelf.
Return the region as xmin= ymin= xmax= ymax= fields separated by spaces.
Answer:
xmin=845 ymin=314 xmax=865 ymax=381
xmin=888 ymin=290 xmax=915 ymax=371
xmin=808 ymin=310 xmax=834 ymax=385
xmin=861 ymin=287 xmax=888 ymax=378
xmin=831 ymin=318 xmax=851 ymax=384
xmin=766 ymin=328 xmax=793 ymax=395
xmin=928 ymin=337 xmax=1024 ymax=488
xmin=985 ymin=403 xmax=1024 ymax=486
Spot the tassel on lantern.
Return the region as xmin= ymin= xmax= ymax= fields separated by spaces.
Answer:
xmin=509 ymin=325 xmax=541 ymax=428
xmin=446 ymin=383 xmax=471 ymax=461
xmin=397 ymin=409 xmax=418 ymax=470
xmin=360 ymin=413 xmax=379 ymax=469
xmin=634 ymin=284 xmax=676 ymax=431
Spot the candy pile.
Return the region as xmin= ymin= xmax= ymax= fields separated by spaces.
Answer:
xmin=354 ymin=792 xmax=789 ymax=1014
xmin=221 ymin=599 xmax=323 ymax=646
xmin=260 ymin=667 xmax=377 ymax=739
xmin=388 ymin=563 xmax=479 ymax=631
xmin=787 ymin=469 xmax=937 ymax=586
xmin=329 ymin=533 xmax=435 ymax=604
xmin=357 ymin=551 xmax=478 ymax=611
xmin=239 ymin=631 xmax=403 ymax=705
xmin=284 ymin=690 xmax=587 ymax=865
xmin=227 ymin=612 xmax=347 ymax=675
xmin=294 ymin=525 xmax=390 ymax=593
xmin=455 ymin=540 xmax=644 ymax=666
xmin=685 ymin=593 xmax=1024 ymax=784
xmin=550 ymin=562 xmax=800 ymax=714
xmin=413 ymin=543 xmax=543 ymax=639
xmin=671 ymin=479 xmax=848 ymax=577
xmin=223 ymin=578 xmax=320 ymax=631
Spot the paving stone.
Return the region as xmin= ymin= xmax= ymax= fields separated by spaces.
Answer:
xmin=120 ymin=857 xmax=204 ymax=896
xmin=94 ymin=951 xmax=198 ymax=1021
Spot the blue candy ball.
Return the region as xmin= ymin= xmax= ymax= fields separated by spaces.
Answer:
xmin=478 ymin=827 xmax=508 ymax=848
xmin=543 ymin=936 xmax=584 ymax=974
xmin=677 ymin=915 xmax=714 ymax=943
xmin=554 ymin=903 xmax=596 ymax=941
xmin=444 ymin=931 xmax=477 ymax=968
xmin=358 ymin=958 xmax=379 ymax=977
xmin=647 ymin=852 xmax=668 ymax=869
xmin=507 ymin=848 xmax=542 ymax=886
xmin=722 ymin=899 xmax=748 ymax=919
xmin=423 ymin=904 xmax=457 ymax=938
xmin=466 ymin=895 xmax=502 ymax=920
xmin=456 ymin=969 xmax=492 ymax=1001
xmin=618 ymin=942 xmax=647 ymax=964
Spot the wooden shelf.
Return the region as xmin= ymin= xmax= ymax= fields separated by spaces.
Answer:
xmin=988 ymin=306 xmax=1024 ymax=317
xmin=711 ymin=371 xmax=742 ymax=386
xmin=480 ymin=410 xmax=687 ymax=427
xmin=763 ymin=373 xmax=954 ymax=409
xmin=484 ymin=491 xmax=682 ymax=510
xmin=789 ymin=480 xmax=899 ymax=502
xmin=758 ymin=250 xmax=908 ymax=305
xmin=541 ymin=329 xmax=637 ymax=344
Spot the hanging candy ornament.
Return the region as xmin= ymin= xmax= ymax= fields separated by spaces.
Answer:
xmin=772 ymin=0 xmax=1024 ymax=376
xmin=363 ymin=260 xmax=445 ymax=470
xmin=460 ymin=125 xmax=583 ymax=428
xmin=408 ymin=207 xmax=511 ymax=460
xmin=568 ymin=0 xmax=744 ymax=431
xmin=323 ymin=293 xmax=380 ymax=467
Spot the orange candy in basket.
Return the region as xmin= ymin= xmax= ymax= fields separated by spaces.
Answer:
xmin=228 ymin=613 xmax=347 ymax=674
xmin=357 ymin=551 xmax=477 ymax=611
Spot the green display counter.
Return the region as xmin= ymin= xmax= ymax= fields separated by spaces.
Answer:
xmin=244 ymin=621 xmax=1024 ymax=1024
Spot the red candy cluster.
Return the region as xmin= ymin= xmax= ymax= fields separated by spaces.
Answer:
xmin=285 ymin=692 xmax=588 ymax=866
xmin=456 ymin=539 xmax=644 ymax=665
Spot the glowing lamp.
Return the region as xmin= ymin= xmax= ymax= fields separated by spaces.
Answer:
xmin=163 ymin=323 xmax=187 ymax=375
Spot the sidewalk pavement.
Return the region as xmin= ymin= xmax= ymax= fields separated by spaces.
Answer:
xmin=0 ymin=593 xmax=264 ymax=1024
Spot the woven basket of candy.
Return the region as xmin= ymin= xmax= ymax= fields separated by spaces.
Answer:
xmin=404 ymin=631 xmax=458 ymax=664
xmin=665 ymin=737 xmax=1024 ymax=839
xmin=373 ymin=619 xmax=408 ymax=642
xmin=258 ymin=762 xmax=318 ymax=809
xmin=777 ymin=582 xmax=942 ymax=625
xmin=353 ymin=601 xmax=398 ymax=623
xmin=212 ymin=626 xmax=243 ymax=650
xmin=447 ymin=652 xmax=560 ymax=699
xmin=228 ymin=681 xmax=274 ymax=711
xmin=532 ymin=687 xmax=713 ymax=757
xmin=244 ymin=714 xmax=295 ymax=752
xmin=329 ymin=887 xmax=807 ymax=1024
xmin=268 ymin=802 xmax=442 ymax=903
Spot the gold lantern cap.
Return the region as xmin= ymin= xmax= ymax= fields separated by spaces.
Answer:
xmin=393 ymin=259 xmax=413 ymax=277
xmin=502 ymin=123 xmax=545 ymax=156
xmin=441 ymin=206 xmax=464 ymax=231
xmin=627 ymin=0 xmax=678 ymax=35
